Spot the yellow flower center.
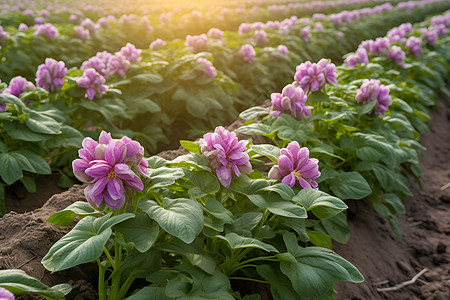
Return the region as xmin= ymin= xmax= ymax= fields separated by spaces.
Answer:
xmin=293 ymin=170 xmax=301 ymax=179
xmin=108 ymin=170 xmax=116 ymax=179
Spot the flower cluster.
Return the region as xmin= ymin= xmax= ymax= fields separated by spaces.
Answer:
xmin=346 ymin=48 xmax=369 ymax=67
xmin=74 ymin=26 xmax=90 ymax=40
xmin=3 ymin=76 xmax=35 ymax=97
xmin=200 ymin=126 xmax=251 ymax=188
xmin=149 ymin=38 xmax=166 ymax=50
xmin=277 ymin=45 xmax=288 ymax=55
xmin=72 ymin=131 xmax=148 ymax=210
xmin=34 ymin=23 xmax=59 ymax=40
xmin=0 ymin=26 xmax=10 ymax=40
xmin=356 ymin=79 xmax=391 ymax=116
xmin=300 ymin=26 xmax=311 ymax=42
xmin=207 ymin=28 xmax=224 ymax=40
xmin=36 ymin=58 xmax=67 ymax=92
xmin=270 ymin=84 xmax=312 ymax=119
xmin=196 ymin=58 xmax=217 ymax=78
xmin=238 ymin=44 xmax=256 ymax=63
xmin=389 ymin=45 xmax=406 ymax=68
xmin=81 ymin=18 xmax=99 ymax=34
xmin=268 ymin=141 xmax=320 ymax=189
xmin=185 ymin=34 xmax=209 ymax=53
xmin=294 ymin=59 xmax=337 ymax=92
xmin=106 ymin=53 xmax=131 ymax=77
xmin=76 ymin=68 xmax=107 ymax=100
xmin=119 ymin=43 xmax=141 ymax=62
xmin=406 ymin=36 xmax=422 ymax=57
xmin=252 ymin=30 xmax=267 ymax=46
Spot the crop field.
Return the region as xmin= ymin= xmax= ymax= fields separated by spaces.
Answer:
xmin=0 ymin=0 xmax=449 ymax=299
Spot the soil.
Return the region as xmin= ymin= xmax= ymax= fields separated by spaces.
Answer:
xmin=1 ymin=97 xmax=449 ymax=300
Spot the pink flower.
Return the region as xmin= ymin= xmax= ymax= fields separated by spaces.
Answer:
xmin=3 ymin=76 xmax=35 ymax=97
xmin=318 ymin=59 xmax=337 ymax=85
xmin=119 ymin=43 xmax=141 ymax=62
xmin=106 ymin=53 xmax=130 ymax=77
xmin=0 ymin=287 xmax=14 ymax=300
xmin=76 ymin=68 xmax=107 ymax=100
xmin=74 ymin=26 xmax=90 ymax=40
xmin=294 ymin=61 xmax=325 ymax=92
xmin=277 ymin=45 xmax=288 ymax=55
xmin=149 ymin=38 xmax=166 ymax=50
xmin=406 ymin=36 xmax=422 ymax=57
xmin=356 ymin=79 xmax=391 ymax=116
xmin=238 ymin=44 xmax=256 ymax=63
xmin=81 ymin=57 xmax=107 ymax=77
xmin=18 ymin=23 xmax=28 ymax=31
xmin=81 ymin=18 xmax=99 ymax=34
xmin=36 ymin=58 xmax=67 ymax=92
xmin=300 ymin=26 xmax=311 ymax=42
xmin=389 ymin=46 xmax=406 ymax=68
xmin=207 ymin=28 xmax=224 ymax=40
xmin=196 ymin=58 xmax=217 ymax=78
xmin=0 ymin=26 xmax=10 ymax=40
xmin=34 ymin=23 xmax=58 ymax=39
xmin=200 ymin=126 xmax=252 ymax=188
xmin=369 ymin=37 xmax=390 ymax=54
xmin=238 ymin=23 xmax=251 ymax=34
xmin=185 ymin=34 xmax=209 ymax=53
xmin=346 ymin=48 xmax=369 ymax=67
xmin=268 ymin=142 xmax=320 ymax=189
xmin=270 ymin=84 xmax=312 ymax=119
xmin=72 ymin=131 xmax=147 ymax=210
xmin=252 ymin=30 xmax=267 ymax=47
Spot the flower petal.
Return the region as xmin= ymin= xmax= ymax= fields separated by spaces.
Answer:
xmin=216 ymin=166 xmax=233 ymax=188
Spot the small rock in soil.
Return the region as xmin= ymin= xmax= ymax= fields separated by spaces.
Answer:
xmin=436 ymin=242 xmax=446 ymax=253
xmin=439 ymin=194 xmax=450 ymax=203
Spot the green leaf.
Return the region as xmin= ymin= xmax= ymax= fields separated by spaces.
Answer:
xmin=329 ymin=172 xmax=372 ymax=200
xmin=236 ymin=123 xmax=271 ymax=136
xmin=319 ymin=212 xmax=350 ymax=244
xmin=383 ymin=193 xmax=405 ymax=215
xmin=25 ymin=111 xmax=62 ymax=135
xmin=148 ymin=167 xmax=185 ymax=189
xmin=250 ymin=144 xmax=280 ymax=163
xmin=247 ymin=193 xmax=307 ymax=219
xmin=15 ymin=150 xmax=51 ymax=175
xmin=3 ymin=121 xmax=51 ymax=142
xmin=278 ymin=232 xmax=364 ymax=299
xmin=184 ymin=170 xmax=220 ymax=198
xmin=264 ymin=183 xmax=295 ymax=201
xmin=20 ymin=176 xmax=36 ymax=193
xmin=293 ymin=189 xmax=348 ymax=219
xmin=273 ymin=114 xmax=311 ymax=143
xmin=140 ymin=198 xmax=204 ymax=244
xmin=41 ymin=213 xmax=134 ymax=271
xmin=256 ymin=265 xmax=299 ymax=300
xmin=0 ymin=152 xmax=23 ymax=184
xmin=132 ymin=73 xmax=164 ymax=83
xmin=118 ymin=249 xmax=162 ymax=278
xmin=180 ymin=140 xmax=200 ymax=154
xmin=0 ymin=93 xmax=26 ymax=108
xmin=114 ymin=212 xmax=159 ymax=252
xmin=46 ymin=201 xmax=99 ymax=226
xmin=216 ymin=232 xmax=279 ymax=253
xmin=126 ymin=286 xmax=169 ymax=300
xmin=306 ymin=229 xmax=332 ymax=248
xmin=355 ymin=147 xmax=383 ymax=162
xmin=355 ymin=100 xmax=377 ymax=114
xmin=45 ymin=125 xmax=83 ymax=149
xmin=239 ymin=106 xmax=270 ymax=120
xmin=0 ymin=269 xmax=71 ymax=298
xmin=203 ymin=198 xmax=233 ymax=231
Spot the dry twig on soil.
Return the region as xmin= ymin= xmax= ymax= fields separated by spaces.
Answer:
xmin=376 ymin=268 xmax=428 ymax=292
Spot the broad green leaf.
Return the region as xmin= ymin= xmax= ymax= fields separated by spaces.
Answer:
xmin=216 ymin=232 xmax=279 ymax=253
xmin=20 ymin=176 xmax=36 ymax=193
xmin=0 ymin=141 xmax=6 ymax=153
xmin=3 ymin=121 xmax=51 ymax=142
xmin=166 ymin=273 xmax=192 ymax=297
xmin=319 ymin=212 xmax=350 ymax=244
xmin=140 ymin=198 xmax=203 ymax=244
xmin=309 ymin=145 xmax=344 ymax=161
xmin=171 ymin=153 xmax=211 ymax=172
xmin=148 ymin=167 xmax=185 ymax=189
xmin=273 ymin=114 xmax=311 ymax=143
xmin=180 ymin=140 xmax=200 ymax=154
xmin=118 ymin=249 xmax=162 ymax=278
xmin=203 ymin=197 xmax=233 ymax=230
xmin=0 ymin=93 xmax=26 ymax=108
xmin=184 ymin=170 xmax=220 ymax=198
xmin=264 ymin=183 xmax=295 ymax=200
xmin=231 ymin=212 xmax=263 ymax=237
xmin=46 ymin=201 xmax=99 ymax=226
xmin=250 ymin=144 xmax=280 ymax=163
xmin=256 ymin=265 xmax=299 ymax=300
xmin=383 ymin=193 xmax=405 ymax=215
xmin=0 ymin=153 xmax=23 ymax=184
xmin=247 ymin=193 xmax=307 ymax=219
xmin=355 ymin=147 xmax=383 ymax=162
xmin=25 ymin=111 xmax=62 ymax=135
xmin=114 ymin=212 xmax=159 ymax=252
xmin=126 ymin=286 xmax=169 ymax=300
xmin=236 ymin=123 xmax=271 ymax=136
xmin=293 ymin=189 xmax=348 ymax=219
xmin=355 ymin=100 xmax=377 ymax=114
xmin=239 ymin=106 xmax=270 ymax=120
xmin=45 ymin=125 xmax=83 ymax=149
xmin=132 ymin=73 xmax=164 ymax=83
xmin=0 ymin=269 xmax=71 ymax=298
xmin=329 ymin=172 xmax=372 ymax=200
xmin=306 ymin=229 xmax=332 ymax=248
xmin=148 ymin=156 xmax=167 ymax=169
xmin=15 ymin=150 xmax=51 ymax=175
xmin=278 ymin=232 xmax=364 ymax=299
xmin=41 ymin=213 xmax=134 ymax=271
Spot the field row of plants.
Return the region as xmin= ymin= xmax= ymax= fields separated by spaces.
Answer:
xmin=0 ymin=0 xmax=449 ymax=215
xmin=0 ymin=7 xmax=449 ymax=300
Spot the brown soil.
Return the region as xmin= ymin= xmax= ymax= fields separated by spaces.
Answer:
xmin=1 ymin=98 xmax=449 ymax=299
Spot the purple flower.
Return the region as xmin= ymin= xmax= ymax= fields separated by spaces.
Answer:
xmin=74 ymin=26 xmax=90 ymax=40
xmin=36 ymin=58 xmax=67 ymax=92
xmin=356 ymin=79 xmax=391 ymax=116
xmin=18 ymin=23 xmax=28 ymax=31
xmin=81 ymin=57 xmax=107 ymax=77
xmin=406 ymin=36 xmax=422 ymax=57
xmin=185 ymin=34 xmax=209 ymax=53
xmin=23 ymin=9 xmax=34 ymax=17
xmin=336 ymin=32 xmax=344 ymax=40
xmin=238 ymin=44 xmax=256 ymax=63
xmin=106 ymin=54 xmax=130 ymax=77
xmin=313 ymin=22 xmax=323 ymax=31
xmin=200 ymin=126 xmax=252 ymax=188
xmin=389 ymin=46 xmax=406 ymax=68
xmin=277 ymin=45 xmax=288 ymax=55
xmin=196 ymin=58 xmax=217 ymax=78
xmin=346 ymin=48 xmax=369 ymax=67
xmin=3 ymin=76 xmax=35 ymax=97
xmin=119 ymin=43 xmax=141 ymax=62
xmin=0 ymin=26 xmax=10 ymax=40
xmin=72 ymin=131 xmax=147 ymax=210
xmin=34 ymin=17 xmax=45 ymax=25
xmin=300 ymin=26 xmax=311 ymax=42
xmin=268 ymin=142 xmax=320 ymax=189
xmin=81 ymin=18 xmax=99 ymax=34
xmin=0 ymin=287 xmax=14 ymax=300
xmin=358 ymin=40 xmax=373 ymax=52
xmin=149 ymin=38 xmax=166 ymax=50
xmin=294 ymin=61 xmax=325 ymax=92
xmin=76 ymin=68 xmax=107 ymax=100
xmin=419 ymin=28 xmax=438 ymax=46
xmin=252 ymin=30 xmax=267 ymax=47
xmin=238 ymin=23 xmax=251 ymax=35
xmin=318 ymin=59 xmax=337 ymax=85
xmin=369 ymin=37 xmax=390 ymax=54
xmin=207 ymin=28 xmax=224 ymax=40
xmin=270 ymin=84 xmax=312 ymax=119
xmin=34 ymin=23 xmax=58 ymax=40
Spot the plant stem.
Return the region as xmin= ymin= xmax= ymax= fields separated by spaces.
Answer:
xmin=97 ymin=259 xmax=106 ymax=300
xmin=117 ymin=272 xmax=136 ymax=299
xmin=229 ymin=277 xmax=269 ymax=284
xmin=229 ymin=256 xmax=279 ymax=275
xmin=104 ymin=247 xmax=115 ymax=270
xmin=111 ymin=241 xmax=123 ymax=299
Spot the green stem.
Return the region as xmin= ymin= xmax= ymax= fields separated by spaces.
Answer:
xmin=229 ymin=256 xmax=279 ymax=275
xmin=97 ymin=259 xmax=106 ymax=300
xmin=104 ymin=247 xmax=115 ymax=270
xmin=110 ymin=242 xmax=123 ymax=299
xmin=229 ymin=277 xmax=269 ymax=284
xmin=117 ymin=272 xmax=136 ymax=300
